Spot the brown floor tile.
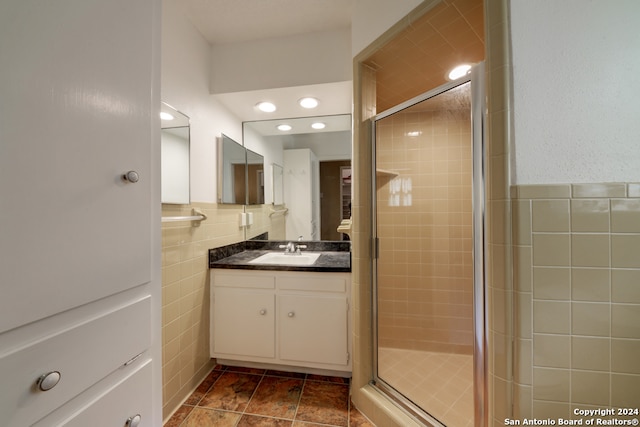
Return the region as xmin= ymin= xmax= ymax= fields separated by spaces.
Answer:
xmin=199 ymin=371 xmax=262 ymax=411
xmin=238 ymin=414 xmax=294 ymax=426
xmin=245 ymin=376 xmax=303 ymax=419
xmin=266 ymin=369 xmax=307 ymax=379
xmin=181 ymin=407 xmax=240 ymax=427
xmin=306 ymin=374 xmax=350 ymax=384
xmin=184 ymin=370 xmax=223 ymax=405
xmin=296 ymin=381 xmax=349 ymax=427
xmin=292 ymin=422 xmax=336 ymax=427
xmin=163 ymin=404 xmax=193 ymax=427
xmin=350 ymin=404 xmax=376 ymax=427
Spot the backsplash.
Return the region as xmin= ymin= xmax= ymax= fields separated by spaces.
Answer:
xmin=512 ymin=183 xmax=640 ymax=418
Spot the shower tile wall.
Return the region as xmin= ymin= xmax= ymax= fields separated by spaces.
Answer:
xmin=512 ymin=183 xmax=640 ymax=418
xmin=376 ymin=108 xmax=473 ymax=354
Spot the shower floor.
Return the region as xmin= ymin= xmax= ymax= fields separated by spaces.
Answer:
xmin=378 ymin=348 xmax=474 ymax=427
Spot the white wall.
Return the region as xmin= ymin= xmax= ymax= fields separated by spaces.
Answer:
xmin=351 ymin=0 xmax=424 ymax=57
xmin=211 ymin=29 xmax=352 ymax=94
xmin=511 ymin=0 xmax=640 ymax=184
xmin=162 ymin=0 xmax=243 ymax=202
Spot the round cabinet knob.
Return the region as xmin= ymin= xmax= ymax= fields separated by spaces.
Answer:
xmin=37 ymin=371 xmax=61 ymax=391
xmin=123 ymin=170 xmax=140 ymax=183
xmin=288 ymin=311 xmax=295 ymax=318
xmin=125 ymin=414 xmax=142 ymax=427
xmin=259 ymin=309 xmax=267 ymax=315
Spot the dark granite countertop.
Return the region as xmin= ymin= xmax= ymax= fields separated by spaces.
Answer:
xmin=209 ymin=240 xmax=351 ymax=272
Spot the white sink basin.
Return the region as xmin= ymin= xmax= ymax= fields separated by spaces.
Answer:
xmin=248 ymin=252 xmax=321 ymax=266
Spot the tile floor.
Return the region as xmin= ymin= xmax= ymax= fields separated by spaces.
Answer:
xmin=164 ymin=364 xmax=376 ymax=427
xmin=378 ymin=348 xmax=474 ymax=427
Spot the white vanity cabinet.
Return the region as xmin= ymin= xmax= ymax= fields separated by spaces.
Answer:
xmin=211 ymin=269 xmax=351 ymax=374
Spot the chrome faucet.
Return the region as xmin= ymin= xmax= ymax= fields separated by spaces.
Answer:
xmin=279 ymin=240 xmax=307 ymax=254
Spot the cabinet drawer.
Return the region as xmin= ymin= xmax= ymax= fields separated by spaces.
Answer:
xmin=213 ymin=272 xmax=275 ymax=289
xmin=34 ymin=360 xmax=153 ymax=427
xmin=0 ymin=296 xmax=151 ymax=427
xmin=277 ymin=275 xmax=346 ymax=293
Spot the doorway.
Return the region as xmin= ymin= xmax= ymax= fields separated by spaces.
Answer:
xmin=372 ymin=67 xmax=486 ymax=426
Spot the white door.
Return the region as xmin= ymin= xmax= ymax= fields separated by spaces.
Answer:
xmin=0 ymin=0 xmax=157 ymax=333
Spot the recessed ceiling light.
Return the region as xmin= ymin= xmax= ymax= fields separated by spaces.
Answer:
xmin=447 ymin=64 xmax=472 ymax=81
xmin=256 ymin=101 xmax=277 ymax=113
xmin=406 ymin=131 xmax=422 ymax=137
xmin=160 ymin=112 xmax=174 ymax=121
xmin=299 ymin=97 xmax=319 ymax=109
xmin=277 ymin=124 xmax=292 ymax=131
xmin=311 ymin=122 xmax=326 ymax=130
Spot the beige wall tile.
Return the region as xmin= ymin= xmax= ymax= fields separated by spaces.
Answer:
xmin=572 ymin=183 xmax=626 ymax=198
xmin=570 ymin=199 xmax=610 ymax=232
xmin=533 ymin=334 xmax=570 ymax=368
xmin=532 ymin=400 xmax=571 ymax=420
xmin=517 ymin=185 xmax=571 ymax=199
xmin=516 ymin=291 xmax=532 ymax=339
xmin=571 ymin=268 xmax=610 ymax=302
xmin=571 ymin=371 xmax=610 ymax=405
xmin=513 ymin=199 xmax=532 ymax=245
xmin=533 ymin=267 xmax=570 ymax=300
xmin=612 ymin=234 xmax=640 ymax=268
xmin=533 ymin=367 xmax=570 ymax=402
xmin=612 ymin=269 xmax=640 ymax=303
xmin=612 ymin=338 xmax=640 ymax=374
xmin=572 ymin=302 xmax=610 ymax=337
xmin=533 ymin=301 xmax=570 ymax=334
xmin=611 ymin=304 xmax=640 ymax=338
xmin=611 ymin=374 xmax=640 ymax=406
xmin=514 ymin=246 xmax=532 ymax=292
xmin=572 ymin=336 xmax=610 ymax=371
xmin=532 ymin=200 xmax=570 ymax=232
xmin=532 ymin=234 xmax=571 ymax=267
xmin=571 ymin=234 xmax=610 ymax=268
xmin=611 ymin=199 xmax=640 ymax=232
xmin=515 ymin=338 xmax=532 ymax=384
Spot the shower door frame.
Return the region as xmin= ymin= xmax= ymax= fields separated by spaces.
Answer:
xmin=370 ymin=63 xmax=487 ymax=427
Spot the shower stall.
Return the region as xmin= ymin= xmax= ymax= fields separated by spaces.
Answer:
xmin=371 ymin=65 xmax=486 ymax=427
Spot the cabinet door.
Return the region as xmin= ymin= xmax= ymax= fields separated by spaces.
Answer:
xmin=278 ymin=294 xmax=348 ymax=366
xmin=213 ymin=288 xmax=275 ymax=359
xmin=0 ymin=0 xmax=157 ymax=333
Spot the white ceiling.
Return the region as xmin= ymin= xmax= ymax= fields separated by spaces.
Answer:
xmin=177 ymin=0 xmax=355 ymax=123
xmin=179 ymin=0 xmax=355 ymax=45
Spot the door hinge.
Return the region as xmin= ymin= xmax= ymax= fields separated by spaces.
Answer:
xmin=347 ymin=352 xmax=350 ymax=363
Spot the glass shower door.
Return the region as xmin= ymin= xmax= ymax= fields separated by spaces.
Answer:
xmin=372 ymin=70 xmax=485 ymax=427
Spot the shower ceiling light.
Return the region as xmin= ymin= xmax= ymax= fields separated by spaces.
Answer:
xmin=311 ymin=122 xmax=326 ymax=130
xmin=298 ymin=97 xmax=319 ymax=109
xmin=160 ymin=112 xmax=174 ymax=121
xmin=277 ymin=124 xmax=292 ymax=131
xmin=448 ymin=64 xmax=472 ymax=80
xmin=256 ymin=101 xmax=277 ymax=113
xmin=406 ymin=131 xmax=421 ymax=137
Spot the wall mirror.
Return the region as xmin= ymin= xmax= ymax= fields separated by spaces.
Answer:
xmin=272 ymin=163 xmax=284 ymax=205
xmin=161 ymin=102 xmax=190 ymax=204
xmin=242 ymin=114 xmax=352 ymax=241
xmin=246 ymin=149 xmax=265 ymax=204
xmin=217 ymin=134 xmax=246 ymax=204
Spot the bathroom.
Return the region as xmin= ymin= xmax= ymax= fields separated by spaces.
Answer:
xmin=161 ymin=0 xmax=640 ymax=425
xmin=1 ymin=1 xmax=638 ymax=427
